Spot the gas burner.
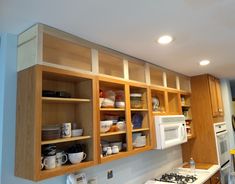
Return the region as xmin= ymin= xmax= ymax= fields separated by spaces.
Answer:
xmin=155 ymin=173 xmax=197 ymax=184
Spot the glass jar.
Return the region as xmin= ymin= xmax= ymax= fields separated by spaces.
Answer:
xmin=130 ymin=93 xmax=143 ymax=109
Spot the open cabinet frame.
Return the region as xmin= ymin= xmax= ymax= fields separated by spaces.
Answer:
xmin=15 ymin=65 xmax=98 ymax=181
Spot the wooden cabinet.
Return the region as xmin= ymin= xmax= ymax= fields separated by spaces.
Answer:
xmin=208 ymin=75 xmax=224 ymax=117
xmin=182 ymin=74 xmax=224 ymax=165
xmin=204 ymin=171 xmax=221 ymax=184
xmin=210 ymin=171 xmax=221 ymax=184
xmin=15 ymin=65 xmax=97 ymax=181
xmin=16 ymin=23 xmax=192 ymax=181
xmin=180 ymin=93 xmax=195 ymax=139
xmin=98 ymin=78 xmax=153 ymax=164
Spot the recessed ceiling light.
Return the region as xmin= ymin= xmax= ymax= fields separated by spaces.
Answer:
xmin=157 ymin=35 xmax=173 ymax=45
xmin=199 ymin=60 xmax=210 ymax=66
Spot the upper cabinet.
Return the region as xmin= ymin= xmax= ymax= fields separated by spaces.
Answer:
xmin=16 ymin=23 xmax=193 ymax=181
xmin=182 ymin=74 xmax=224 ymax=164
xmin=208 ymin=75 xmax=224 ymax=117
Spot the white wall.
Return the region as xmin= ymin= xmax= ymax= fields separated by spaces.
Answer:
xmin=220 ymin=79 xmax=235 ymax=151
xmin=0 ymin=33 xmax=7 ymax=182
xmin=0 ymin=33 xmax=183 ymax=184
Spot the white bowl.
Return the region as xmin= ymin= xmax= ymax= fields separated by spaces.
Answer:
xmin=115 ymin=101 xmax=125 ymax=108
xmin=100 ymin=120 xmax=113 ymax=133
xmin=101 ymin=98 xmax=115 ymax=108
xmin=133 ymin=136 xmax=146 ymax=148
xmin=71 ymin=129 xmax=83 ymax=137
xmin=68 ymin=152 xmax=86 ymax=164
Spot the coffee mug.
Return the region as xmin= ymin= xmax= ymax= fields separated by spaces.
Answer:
xmin=56 ymin=151 xmax=68 ymax=167
xmin=42 ymin=144 xmax=56 ymax=156
xmin=41 ymin=156 xmax=44 ymax=169
xmin=62 ymin=123 xmax=71 ymax=138
xmin=112 ymin=145 xmax=119 ymax=154
xmin=68 ymin=152 xmax=87 ymax=164
xmin=43 ymin=155 xmax=56 ymax=170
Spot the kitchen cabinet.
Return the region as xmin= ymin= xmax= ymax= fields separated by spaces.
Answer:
xmin=182 ymin=74 xmax=224 ymax=165
xmin=210 ymin=171 xmax=221 ymax=184
xmin=98 ymin=77 xmax=153 ymax=164
xmin=180 ymin=92 xmax=195 ymax=139
xmin=208 ymin=75 xmax=224 ymax=117
xmin=16 ymin=23 xmax=192 ymax=181
xmin=203 ymin=171 xmax=221 ymax=184
xmin=15 ymin=65 xmax=97 ymax=181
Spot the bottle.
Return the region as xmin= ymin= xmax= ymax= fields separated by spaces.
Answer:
xmin=189 ymin=157 xmax=196 ymax=175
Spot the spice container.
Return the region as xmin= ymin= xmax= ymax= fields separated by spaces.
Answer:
xmin=130 ymin=93 xmax=143 ymax=109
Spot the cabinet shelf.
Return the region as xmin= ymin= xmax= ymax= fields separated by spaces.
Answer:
xmin=131 ymin=108 xmax=148 ymax=112
xmin=152 ymin=111 xmax=166 ymax=115
xmin=185 ymin=118 xmax=192 ymax=121
xmin=181 ymin=105 xmax=191 ymax=108
xmin=41 ymin=136 xmax=92 ymax=145
xmin=132 ymin=146 xmax=152 ymax=153
xmin=99 ymin=108 xmax=125 ymax=111
xmin=132 ymin=128 xmax=150 ymax=132
xmin=100 ymin=131 xmax=126 ymax=137
xmin=42 ymin=97 xmax=91 ymax=103
xmin=40 ymin=161 xmax=94 ymax=180
xmin=101 ymin=151 xmax=128 ymax=164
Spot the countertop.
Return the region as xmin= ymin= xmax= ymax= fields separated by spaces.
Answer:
xmin=145 ymin=164 xmax=220 ymax=184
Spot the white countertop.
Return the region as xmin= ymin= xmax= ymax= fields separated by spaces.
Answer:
xmin=145 ymin=164 xmax=220 ymax=184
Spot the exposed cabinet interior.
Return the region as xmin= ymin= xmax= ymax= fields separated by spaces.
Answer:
xmin=166 ymin=71 xmax=177 ymax=89
xmin=98 ymin=78 xmax=152 ymax=164
xmin=151 ymin=88 xmax=167 ymax=115
xmin=149 ymin=65 xmax=164 ymax=86
xmin=180 ymin=93 xmax=194 ymax=139
xmin=167 ymin=91 xmax=180 ymax=114
xmin=43 ymin=33 xmax=92 ymax=71
xmin=98 ymin=51 xmax=124 ymax=78
xmin=16 ymin=23 xmax=194 ymax=181
xmin=128 ymin=60 xmax=146 ymax=83
xmin=15 ymin=65 xmax=97 ymax=181
xmin=179 ymin=76 xmax=191 ymax=92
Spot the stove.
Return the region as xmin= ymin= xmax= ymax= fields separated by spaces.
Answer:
xmin=154 ymin=172 xmax=197 ymax=184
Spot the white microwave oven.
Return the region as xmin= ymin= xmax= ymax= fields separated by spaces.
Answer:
xmin=154 ymin=115 xmax=187 ymax=150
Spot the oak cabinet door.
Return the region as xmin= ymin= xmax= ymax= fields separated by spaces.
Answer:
xmin=209 ymin=75 xmax=219 ymax=117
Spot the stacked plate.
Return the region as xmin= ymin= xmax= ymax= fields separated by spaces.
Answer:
xmin=42 ymin=124 xmax=61 ymax=141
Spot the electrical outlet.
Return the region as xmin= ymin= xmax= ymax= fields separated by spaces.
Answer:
xmin=107 ymin=170 xmax=113 ymax=179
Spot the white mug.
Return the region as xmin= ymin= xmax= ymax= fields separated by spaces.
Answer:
xmin=112 ymin=145 xmax=119 ymax=154
xmin=41 ymin=156 xmax=44 ymax=169
xmin=106 ymin=147 xmax=112 ymax=155
xmin=62 ymin=123 xmax=71 ymax=138
xmin=56 ymin=151 xmax=68 ymax=167
xmin=43 ymin=155 xmax=56 ymax=170
xmin=68 ymin=152 xmax=87 ymax=164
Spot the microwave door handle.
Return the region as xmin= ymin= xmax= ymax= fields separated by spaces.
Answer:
xmin=181 ymin=125 xmax=185 ymax=140
xmin=216 ymin=131 xmax=228 ymax=136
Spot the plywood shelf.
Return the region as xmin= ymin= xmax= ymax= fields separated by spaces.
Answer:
xmin=132 ymin=146 xmax=152 ymax=153
xmin=41 ymin=136 xmax=92 ymax=145
xmin=132 ymin=128 xmax=150 ymax=132
xmin=100 ymin=108 xmax=125 ymax=111
xmin=39 ymin=161 xmax=94 ymax=180
xmin=101 ymin=152 xmax=128 ymax=164
xmin=152 ymin=111 xmax=167 ymax=115
xmin=185 ymin=118 xmax=192 ymax=121
xmin=100 ymin=131 xmax=126 ymax=137
xmin=131 ymin=108 xmax=148 ymax=112
xmin=182 ymin=105 xmax=191 ymax=108
xmin=42 ymin=97 xmax=91 ymax=103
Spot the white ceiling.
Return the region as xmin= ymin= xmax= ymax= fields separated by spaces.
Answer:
xmin=1 ymin=0 xmax=235 ymax=79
